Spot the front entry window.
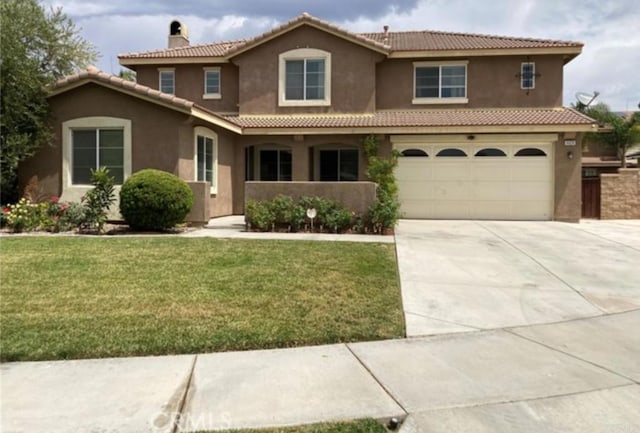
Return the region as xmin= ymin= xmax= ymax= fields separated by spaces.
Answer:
xmin=260 ymin=149 xmax=292 ymax=181
xmin=319 ymin=149 xmax=358 ymax=181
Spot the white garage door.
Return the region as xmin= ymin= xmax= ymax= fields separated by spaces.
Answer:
xmin=395 ymin=143 xmax=553 ymax=220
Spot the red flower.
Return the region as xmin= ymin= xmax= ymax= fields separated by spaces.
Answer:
xmin=50 ymin=196 xmax=59 ymax=203
xmin=2 ymin=207 xmax=10 ymax=214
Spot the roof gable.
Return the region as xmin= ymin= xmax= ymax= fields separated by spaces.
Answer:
xmin=50 ymin=66 xmax=241 ymax=133
xmin=224 ymin=13 xmax=389 ymax=58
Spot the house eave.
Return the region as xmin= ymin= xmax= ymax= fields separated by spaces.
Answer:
xmin=119 ymin=57 xmax=230 ymax=67
xmin=239 ymin=124 xmax=596 ymax=136
xmin=388 ymin=46 xmax=582 ymax=59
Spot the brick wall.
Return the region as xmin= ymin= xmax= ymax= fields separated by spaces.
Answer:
xmin=600 ymin=169 xmax=640 ymax=219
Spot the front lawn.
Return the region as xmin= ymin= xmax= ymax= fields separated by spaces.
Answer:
xmin=0 ymin=237 xmax=403 ymax=361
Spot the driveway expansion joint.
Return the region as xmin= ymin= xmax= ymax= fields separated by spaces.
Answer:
xmin=344 ymin=344 xmax=409 ymax=416
xmin=504 ymin=329 xmax=638 ymax=385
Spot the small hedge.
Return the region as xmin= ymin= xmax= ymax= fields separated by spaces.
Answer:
xmin=119 ymin=169 xmax=193 ymax=231
xmin=246 ymin=195 xmax=355 ymax=233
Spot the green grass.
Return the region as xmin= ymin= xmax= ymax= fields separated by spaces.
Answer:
xmin=197 ymin=419 xmax=388 ymax=433
xmin=0 ymin=237 xmax=403 ymax=361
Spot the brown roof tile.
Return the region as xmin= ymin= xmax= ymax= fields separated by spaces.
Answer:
xmin=50 ymin=66 xmax=195 ymax=110
xmin=223 ymin=108 xmax=594 ymax=129
xmin=361 ymin=30 xmax=582 ymax=51
xmin=119 ymin=13 xmax=581 ymax=61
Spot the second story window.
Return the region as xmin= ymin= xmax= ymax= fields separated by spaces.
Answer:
xmin=521 ymin=62 xmax=536 ymax=90
xmin=203 ymin=67 xmax=221 ymax=99
xmin=279 ymin=48 xmax=331 ymax=107
xmin=413 ymin=61 xmax=468 ymax=104
xmin=159 ymin=68 xmax=175 ymax=94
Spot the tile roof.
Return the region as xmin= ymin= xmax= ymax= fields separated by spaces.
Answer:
xmin=361 ymin=30 xmax=582 ymax=51
xmin=119 ymin=13 xmax=581 ymax=61
xmin=222 ymin=108 xmax=595 ymax=129
xmin=51 ymin=66 xmax=196 ymax=110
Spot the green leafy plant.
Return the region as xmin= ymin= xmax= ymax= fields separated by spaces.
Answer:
xmin=81 ymin=167 xmax=116 ymax=232
xmin=363 ymin=134 xmax=401 ymax=232
xmin=245 ymin=199 xmax=275 ymax=231
xmin=119 ymin=169 xmax=194 ymax=231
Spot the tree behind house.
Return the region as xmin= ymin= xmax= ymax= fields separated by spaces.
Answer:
xmin=583 ymin=103 xmax=640 ymax=168
xmin=0 ymin=0 xmax=98 ymax=203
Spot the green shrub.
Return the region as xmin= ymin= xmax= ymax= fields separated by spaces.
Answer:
xmin=363 ymin=134 xmax=400 ymax=231
xmin=245 ymin=199 xmax=275 ymax=231
xmin=119 ymin=169 xmax=193 ymax=231
xmin=81 ymin=167 xmax=116 ymax=232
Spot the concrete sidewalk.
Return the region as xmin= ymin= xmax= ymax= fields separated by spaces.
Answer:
xmin=182 ymin=215 xmax=394 ymax=243
xmin=2 ymin=311 xmax=639 ymax=433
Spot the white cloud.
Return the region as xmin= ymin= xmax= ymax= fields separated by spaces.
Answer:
xmin=43 ymin=0 xmax=639 ymax=110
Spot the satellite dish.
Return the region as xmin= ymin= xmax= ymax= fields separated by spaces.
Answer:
xmin=575 ymin=91 xmax=599 ymax=107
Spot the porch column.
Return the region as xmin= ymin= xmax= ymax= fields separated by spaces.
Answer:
xmin=292 ymin=142 xmax=309 ymax=181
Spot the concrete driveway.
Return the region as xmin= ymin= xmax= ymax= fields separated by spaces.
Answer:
xmin=395 ymin=219 xmax=640 ymax=337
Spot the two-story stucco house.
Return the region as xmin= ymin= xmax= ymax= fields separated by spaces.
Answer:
xmin=20 ymin=13 xmax=597 ymax=222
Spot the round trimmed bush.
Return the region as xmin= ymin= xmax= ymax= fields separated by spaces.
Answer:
xmin=119 ymin=169 xmax=194 ymax=230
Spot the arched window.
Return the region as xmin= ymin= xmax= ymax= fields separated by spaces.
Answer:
xmin=436 ymin=148 xmax=467 ymax=157
xmin=475 ymin=148 xmax=506 ymax=157
xmin=515 ymin=148 xmax=547 ymax=157
xmin=401 ymin=149 xmax=429 ymax=157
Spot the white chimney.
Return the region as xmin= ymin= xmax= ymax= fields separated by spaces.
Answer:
xmin=168 ymin=20 xmax=189 ymax=48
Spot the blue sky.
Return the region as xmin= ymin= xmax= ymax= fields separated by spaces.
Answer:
xmin=43 ymin=0 xmax=639 ymax=111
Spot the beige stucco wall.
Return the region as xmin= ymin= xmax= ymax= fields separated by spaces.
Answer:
xmin=601 ymin=168 xmax=640 ymax=219
xmin=553 ymin=133 xmax=583 ymax=222
xmin=232 ymin=26 xmax=385 ymax=115
xmin=18 ymin=83 xmax=236 ymax=220
xmin=377 ymin=55 xmax=564 ymax=109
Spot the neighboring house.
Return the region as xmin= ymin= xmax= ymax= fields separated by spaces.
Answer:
xmin=20 ymin=13 xmax=597 ymax=223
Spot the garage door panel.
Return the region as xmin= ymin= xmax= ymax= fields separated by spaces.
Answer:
xmin=473 ymin=182 xmax=511 ymax=200
xmin=400 ymin=200 xmax=434 ymax=218
xmin=433 ymin=181 xmax=472 ymax=200
xmin=395 ymin=140 xmax=553 ymax=220
xmin=432 ymin=201 xmax=471 ymax=219
xmin=432 ymin=163 xmax=471 ymax=180
xmin=395 ymin=162 xmax=432 ymax=181
xmin=399 ymin=182 xmax=435 ymax=200
xmin=472 ymin=164 xmax=511 ymax=181
xmin=471 ymin=202 xmax=513 ymax=219
xmin=511 ymin=163 xmax=551 ymax=181
xmin=510 ymin=182 xmax=551 ymax=201
xmin=510 ymin=201 xmax=550 ymax=219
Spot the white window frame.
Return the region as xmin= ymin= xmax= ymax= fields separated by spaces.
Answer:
xmin=412 ymin=60 xmax=468 ymax=105
xmin=521 ymin=62 xmax=536 ymax=90
xmin=278 ymin=48 xmax=331 ymax=107
xmin=194 ymin=126 xmax=218 ymax=194
xmin=61 ymin=116 xmax=132 ymax=203
xmin=158 ymin=68 xmax=175 ymax=94
xmin=203 ymin=67 xmax=221 ymax=99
